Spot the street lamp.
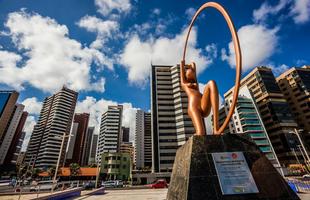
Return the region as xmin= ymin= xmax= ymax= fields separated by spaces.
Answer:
xmin=289 ymin=128 xmax=310 ymax=165
xmin=51 ymin=132 xmax=70 ymax=193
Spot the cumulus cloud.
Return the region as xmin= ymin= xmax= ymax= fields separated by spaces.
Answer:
xmin=21 ymin=115 xmax=36 ymax=151
xmin=0 ymin=10 xmax=112 ymax=93
xmin=290 ymin=0 xmax=310 ymax=24
xmin=21 ymin=97 xmax=42 ymax=115
xmin=221 ymin=24 xmax=279 ymax=72
xmin=253 ymin=0 xmax=289 ymax=23
xmin=120 ymin=28 xmax=213 ymax=86
xmin=75 ymin=96 xmax=138 ymax=142
xmin=95 ymin=0 xmax=131 ymax=16
xmin=77 ymin=15 xmax=119 ymax=50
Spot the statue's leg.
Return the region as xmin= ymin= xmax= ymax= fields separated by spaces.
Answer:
xmin=188 ymin=108 xmax=206 ymax=136
xmin=201 ymin=80 xmax=220 ymax=134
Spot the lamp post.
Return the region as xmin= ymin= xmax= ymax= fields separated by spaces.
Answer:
xmin=290 ymin=128 xmax=310 ymax=164
xmin=52 ymin=132 xmax=69 ymax=193
xmin=95 ymin=161 xmax=100 ymax=188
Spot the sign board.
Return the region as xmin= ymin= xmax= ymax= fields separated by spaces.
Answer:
xmin=212 ymin=152 xmax=259 ymax=195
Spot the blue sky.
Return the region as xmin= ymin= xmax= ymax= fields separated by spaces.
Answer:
xmin=0 ymin=0 xmax=309 ymax=146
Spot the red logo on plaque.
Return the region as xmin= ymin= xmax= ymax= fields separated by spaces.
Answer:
xmin=231 ymin=153 xmax=238 ymax=159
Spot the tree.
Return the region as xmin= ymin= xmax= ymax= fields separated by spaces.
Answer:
xmin=69 ymin=163 xmax=80 ymax=176
xmin=32 ymin=168 xmax=41 ymax=179
xmin=47 ymin=166 xmax=56 ymax=177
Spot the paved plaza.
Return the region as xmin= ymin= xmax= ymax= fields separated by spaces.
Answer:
xmin=0 ymin=188 xmax=309 ymax=200
xmin=77 ymin=189 xmax=167 ymax=200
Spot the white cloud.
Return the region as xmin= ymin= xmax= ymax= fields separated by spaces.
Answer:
xmin=21 ymin=97 xmax=42 ymax=115
xmin=95 ymin=0 xmax=131 ymax=16
xmin=120 ymin=28 xmax=212 ymax=86
xmin=221 ymin=24 xmax=279 ymax=72
xmin=253 ymin=0 xmax=289 ymax=23
xmin=21 ymin=115 xmax=36 ymax=151
xmin=185 ymin=7 xmax=196 ymax=20
xmin=152 ymin=8 xmax=161 ymax=16
xmin=77 ymin=15 xmax=119 ymax=50
xmin=205 ymin=43 xmax=217 ymax=59
xmin=290 ymin=0 xmax=310 ymax=24
xmin=271 ymin=64 xmax=290 ymax=76
xmin=75 ymin=96 xmax=138 ymax=142
xmin=0 ymin=10 xmax=112 ymax=93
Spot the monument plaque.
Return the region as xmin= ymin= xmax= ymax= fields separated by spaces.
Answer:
xmin=212 ymin=152 xmax=259 ymax=195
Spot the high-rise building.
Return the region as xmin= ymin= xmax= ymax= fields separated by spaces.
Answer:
xmin=224 ymin=86 xmax=282 ymax=172
xmin=89 ymin=134 xmax=98 ymax=165
xmin=97 ymin=105 xmax=123 ymax=163
xmin=151 ymin=65 xmax=194 ymax=172
xmin=0 ymin=91 xmax=19 ymax=145
xmin=3 ymin=112 xmax=28 ymax=165
xmin=0 ymin=104 xmax=26 ymax=164
xmin=25 ymin=87 xmax=78 ymax=168
xmin=121 ymin=127 xmax=130 ymax=143
xmin=66 ymin=113 xmax=90 ymax=166
xmin=224 ymin=66 xmax=298 ymax=166
xmin=82 ymin=126 xmax=94 ymax=166
xmin=135 ymin=110 xmax=152 ymax=169
xmin=276 ymin=66 xmax=310 ymax=149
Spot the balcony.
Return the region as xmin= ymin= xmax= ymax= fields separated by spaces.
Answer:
xmin=108 ymin=168 xmax=120 ymax=174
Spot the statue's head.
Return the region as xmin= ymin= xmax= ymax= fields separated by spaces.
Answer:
xmin=185 ymin=64 xmax=196 ymax=82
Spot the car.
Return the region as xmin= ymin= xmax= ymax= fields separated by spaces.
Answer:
xmin=302 ymin=174 xmax=310 ymax=180
xmin=83 ymin=182 xmax=96 ymax=190
xmin=147 ymin=179 xmax=168 ymax=189
xmin=102 ymin=180 xmax=123 ymax=188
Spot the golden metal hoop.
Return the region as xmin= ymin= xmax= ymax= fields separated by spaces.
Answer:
xmin=181 ymin=1 xmax=242 ymax=134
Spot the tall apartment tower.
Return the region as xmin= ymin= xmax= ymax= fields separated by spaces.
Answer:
xmin=89 ymin=134 xmax=98 ymax=164
xmin=82 ymin=126 xmax=94 ymax=166
xmin=97 ymin=105 xmax=123 ymax=163
xmin=224 ymin=86 xmax=282 ymax=172
xmin=225 ymin=67 xmax=298 ymax=166
xmin=0 ymin=91 xmax=19 ymax=145
xmin=135 ymin=110 xmax=152 ymax=169
xmin=0 ymin=104 xmax=27 ymax=165
xmin=66 ymin=113 xmax=90 ymax=166
xmin=25 ymin=87 xmax=78 ymax=168
xmin=151 ymin=65 xmax=194 ymax=172
xmin=121 ymin=127 xmax=130 ymax=143
xmin=276 ymin=66 xmax=310 ymax=149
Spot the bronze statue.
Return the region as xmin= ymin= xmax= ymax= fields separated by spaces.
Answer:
xmin=180 ymin=2 xmax=242 ymax=136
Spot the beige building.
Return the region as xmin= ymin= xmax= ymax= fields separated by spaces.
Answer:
xmin=151 ymin=65 xmax=194 ymax=172
xmin=276 ymin=66 xmax=310 ymax=150
xmin=225 ymin=66 xmax=298 ymax=166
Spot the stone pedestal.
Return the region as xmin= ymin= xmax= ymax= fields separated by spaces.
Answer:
xmin=167 ymin=134 xmax=300 ymax=200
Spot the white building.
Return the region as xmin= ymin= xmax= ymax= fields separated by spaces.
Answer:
xmin=97 ymin=105 xmax=123 ymax=163
xmin=25 ymin=87 xmax=77 ymax=168
xmin=135 ymin=110 xmax=152 ymax=169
